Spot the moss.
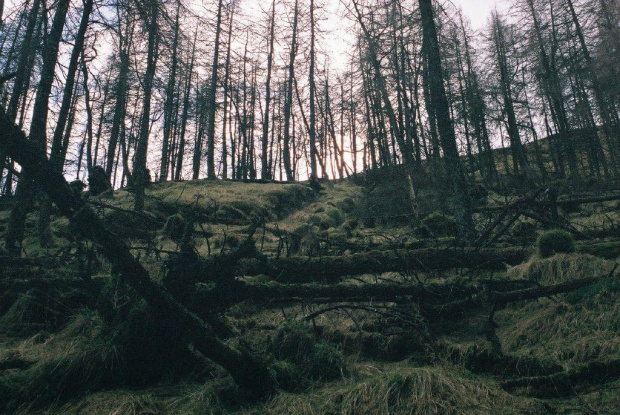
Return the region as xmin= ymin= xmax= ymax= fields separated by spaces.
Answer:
xmin=216 ymin=204 xmax=248 ymax=222
xmin=421 ymin=212 xmax=457 ymax=237
xmin=264 ymin=184 xmax=316 ymax=218
xmin=105 ymin=210 xmax=160 ymax=240
xmin=537 ymin=229 xmax=575 ymax=258
xmin=326 ymin=208 xmax=344 ymax=228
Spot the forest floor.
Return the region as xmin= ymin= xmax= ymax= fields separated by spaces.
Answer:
xmin=1 ymin=172 xmax=619 ymax=414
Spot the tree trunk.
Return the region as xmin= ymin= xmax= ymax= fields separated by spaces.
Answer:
xmin=38 ymin=0 xmax=94 ymax=246
xmin=134 ymin=1 xmax=159 ymax=212
xmin=5 ymin=0 xmax=70 ymax=256
xmin=261 ymin=0 xmax=276 ymax=180
xmin=206 ymin=0 xmax=224 ymax=179
xmin=418 ymin=0 xmax=475 ymax=238
xmin=283 ymin=0 xmax=299 ymax=181
xmin=309 ymin=0 xmax=318 ymax=181
xmin=106 ymin=14 xmax=133 ymax=180
xmin=160 ymin=1 xmax=181 ymax=182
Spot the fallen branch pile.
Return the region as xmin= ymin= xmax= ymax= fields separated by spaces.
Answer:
xmin=0 ymin=108 xmax=275 ymax=398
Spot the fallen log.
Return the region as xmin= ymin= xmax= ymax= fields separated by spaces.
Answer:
xmin=475 ymin=193 xmax=620 ymax=213
xmin=0 ymin=108 xmax=275 ymax=398
xmin=199 ymin=247 xmax=530 ymax=284
xmin=193 ymin=269 xmax=612 ymax=311
xmin=195 ymin=240 xmax=617 ymax=284
xmin=501 ymin=359 xmax=620 ymax=397
xmin=426 ymin=266 xmax=617 ymax=316
xmin=194 ymin=280 xmax=478 ymax=309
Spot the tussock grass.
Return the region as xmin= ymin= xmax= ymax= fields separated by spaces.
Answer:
xmin=0 ymin=312 xmax=121 ymax=412
xmin=506 ymin=253 xmax=613 ymax=284
xmin=500 ymin=253 xmax=620 ymax=366
xmin=270 ymin=320 xmax=347 ymax=390
xmin=498 ymin=298 xmax=620 ymax=365
xmin=440 ymin=341 xmax=562 ymax=378
xmin=265 ymin=366 xmax=545 ymax=414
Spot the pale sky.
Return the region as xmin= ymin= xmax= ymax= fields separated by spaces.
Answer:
xmin=3 ymin=0 xmax=503 ymax=29
xmin=454 ymin=0 xmax=505 ymax=29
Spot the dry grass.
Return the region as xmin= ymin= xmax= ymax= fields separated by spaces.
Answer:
xmin=497 ymin=254 xmax=620 ymax=366
xmin=4 ymin=177 xmax=620 ymax=413
xmin=506 ymin=253 xmax=614 ymax=284
xmin=264 ymin=365 xmax=545 ymax=414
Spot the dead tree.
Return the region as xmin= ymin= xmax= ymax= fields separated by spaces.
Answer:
xmin=0 ymin=107 xmax=275 ymax=398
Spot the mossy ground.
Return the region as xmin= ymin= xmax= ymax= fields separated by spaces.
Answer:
xmin=1 ymin=176 xmax=619 ymax=414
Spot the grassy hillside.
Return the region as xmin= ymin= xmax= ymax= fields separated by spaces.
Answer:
xmin=0 ymin=175 xmax=619 ymax=414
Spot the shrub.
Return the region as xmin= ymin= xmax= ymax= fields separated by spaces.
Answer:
xmin=537 ymin=229 xmax=575 ymax=258
xmin=270 ymin=321 xmax=346 ymax=390
xmin=226 ymin=234 xmax=240 ymax=248
xmin=511 ymin=221 xmax=537 ymax=242
xmin=306 ymin=215 xmax=322 ymax=227
xmin=336 ymin=197 xmax=356 ymax=213
xmin=421 ymin=212 xmax=457 ymax=237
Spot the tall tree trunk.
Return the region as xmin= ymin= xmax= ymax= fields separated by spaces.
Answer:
xmin=5 ymin=0 xmax=70 ymax=256
xmin=160 ymin=1 xmax=181 ymax=182
xmin=1 ymin=0 xmax=40 ymax=195
xmin=491 ymin=14 xmax=528 ymax=174
xmin=283 ymin=0 xmax=299 ymax=181
xmin=261 ymin=0 xmax=276 ymax=180
xmin=220 ymin=8 xmax=234 ymax=179
xmin=526 ymin=0 xmax=579 ymax=177
xmin=309 ymin=0 xmax=318 ymax=181
xmin=133 ymin=1 xmax=159 ymax=212
xmin=418 ymin=0 xmax=475 ymax=238
xmin=566 ymin=0 xmax=619 ymax=170
xmin=206 ymin=0 xmax=224 ymax=179
xmin=106 ymin=13 xmax=133 ymax=180
xmin=37 ymin=0 xmax=95 ymax=246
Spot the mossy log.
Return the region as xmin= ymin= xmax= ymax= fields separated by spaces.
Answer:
xmin=501 ymin=359 xmax=620 ymax=397
xmin=426 ymin=268 xmax=617 ymax=316
xmin=194 ymin=280 xmax=477 ymax=309
xmin=475 ymin=193 xmax=620 ymax=213
xmin=194 ymin=271 xmax=614 ymax=311
xmin=199 ymin=247 xmax=530 ymax=284
xmin=0 ymin=109 xmax=275 ymax=398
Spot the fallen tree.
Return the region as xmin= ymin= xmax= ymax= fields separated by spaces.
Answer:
xmin=193 ymin=270 xmax=616 ymax=311
xmin=0 ymin=108 xmax=275 ymax=398
xmin=501 ymin=359 xmax=620 ymax=397
xmin=198 ymin=246 xmax=530 ymax=284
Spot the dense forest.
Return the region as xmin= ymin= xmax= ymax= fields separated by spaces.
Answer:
xmin=1 ymin=0 xmax=620 ymax=413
